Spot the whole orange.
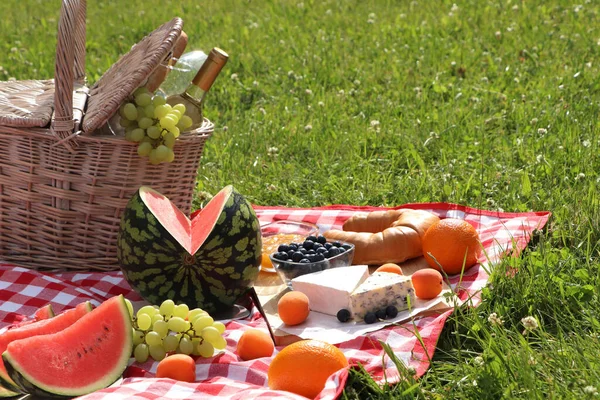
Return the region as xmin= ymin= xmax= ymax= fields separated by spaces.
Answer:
xmin=375 ymin=263 xmax=403 ymax=275
xmin=422 ymin=218 xmax=481 ymax=275
xmin=268 ymin=339 xmax=348 ymax=398
xmin=156 ymin=354 xmax=196 ymax=382
xmin=237 ymin=328 xmax=274 ymax=361
xmin=411 ymin=269 xmax=443 ymax=299
xmin=277 ymin=291 xmax=310 ymax=326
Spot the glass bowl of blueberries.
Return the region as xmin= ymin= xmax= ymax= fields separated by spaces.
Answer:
xmin=269 ymin=234 xmax=355 ymax=287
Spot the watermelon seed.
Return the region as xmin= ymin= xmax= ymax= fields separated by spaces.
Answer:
xmin=77 ymin=352 xmax=82 ymax=358
xmin=97 ymin=337 xmax=102 ymax=342
xmin=103 ymin=325 xmax=110 ymax=332
xmin=83 ymin=348 xmax=88 ymax=354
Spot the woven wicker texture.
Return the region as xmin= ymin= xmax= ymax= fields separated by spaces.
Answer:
xmin=0 ymin=0 xmax=213 ymax=271
xmin=0 ymin=80 xmax=55 ymax=128
xmin=82 ymin=17 xmax=183 ymax=134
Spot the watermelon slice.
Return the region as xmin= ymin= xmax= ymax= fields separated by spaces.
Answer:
xmin=3 ymin=295 xmax=133 ymax=398
xmin=0 ymin=301 xmax=93 ymax=397
xmin=34 ymin=304 xmax=55 ymax=321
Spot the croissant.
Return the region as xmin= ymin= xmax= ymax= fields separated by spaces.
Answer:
xmin=323 ymin=209 xmax=440 ymax=265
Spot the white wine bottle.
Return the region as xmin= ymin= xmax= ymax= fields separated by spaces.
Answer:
xmin=166 ymin=47 xmax=229 ymax=131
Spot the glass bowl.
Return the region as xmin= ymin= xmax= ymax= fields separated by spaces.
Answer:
xmin=260 ymin=221 xmax=320 ymax=273
xmin=269 ymin=240 xmax=355 ymax=287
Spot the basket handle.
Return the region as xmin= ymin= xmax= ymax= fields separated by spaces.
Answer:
xmin=51 ymin=0 xmax=87 ymax=151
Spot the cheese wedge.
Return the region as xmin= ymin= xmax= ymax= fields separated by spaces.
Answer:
xmin=349 ymin=272 xmax=415 ymax=319
xmin=291 ymin=265 xmax=370 ymax=316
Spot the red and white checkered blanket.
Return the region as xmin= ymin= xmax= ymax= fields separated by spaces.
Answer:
xmin=0 ymin=203 xmax=550 ymax=399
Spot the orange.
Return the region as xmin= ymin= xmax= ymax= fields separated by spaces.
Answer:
xmin=268 ymin=339 xmax=348 ymax=398
xmin=422 ymin=218 xmax=481 ymax=275
xmin=277 ymin=291 xmax=310 ymax=326
xmin=156 ymin=354 xmax=196 ymax=382
xmin=411 ymin=269 xmax=443 ymax=299
xmin=375 ymin=263 xmax=403 ymax=275
xmin=236 ymin=328 xmax=274 ymax=361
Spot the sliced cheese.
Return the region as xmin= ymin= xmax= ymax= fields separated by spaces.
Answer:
xmin=291 ymin=265 xmax=370 ymax=316
xmin=349 ymin=272 xmax=415 ymax=319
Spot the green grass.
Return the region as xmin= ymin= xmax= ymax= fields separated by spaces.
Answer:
xmin=2 ymin=0 xmax=600 ymax=398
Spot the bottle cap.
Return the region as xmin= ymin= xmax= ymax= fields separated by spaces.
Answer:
xmin=192 ymin=48 xmax=229 ymax=91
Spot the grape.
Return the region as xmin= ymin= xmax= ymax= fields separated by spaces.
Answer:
xmin=166 ymin=149 xmax=175 ymax=163
xmin=141 ymin=136 xmax=153 ymax=143
xmin=123 ymin=103 xmax=138 ymax=121
xmin=154 ymin=105 xmax=170 ymax=119
xmin=138 ymin=142 xmax=153 ymax=157
xmin=160 ymin=116 xmax=177 ymax=130
xmin=124 ymin=130 xmax=134 ymax=142
xmin=149 ymin=149 xmax=161 ymax=165
xmin=166 ymin=125 xmax=180 ymax=137
xmin=119 ymin=103 xmax=128 ymax=119
xmin=177 ymin=115 xmax=193 ymax=131
xmin=163 ymin=335 xmax=179 ymax=352
xmin=125 ymin=299 xmax=134 ymax=318
xmin=193 ymin=315 xmax=214 ymax=332
xmin=187 ymin=308 xmax=205 ymax=322
xmin=167 ymin=316 xmax=189 ymax=333
xmin=153 ymin=320 xmax=169 ymax=338
xmin=134 ymin=344 xmax=149 ymax=363
xmin=146 ymin=125 xmax=161 ymax=140
xmin=173 ymin=104 xmax=186 ymax=114
xmin=137 ymin=313 xmax=152 ymax=331
xmin=201 ymin=326 xmax=222 ymax=345
xmin=133 ymin=329 xmax=144 ymax=346
xmin=163 ymin=131 xmax=176 ymax=148
xmin=138 ymin=117 xmax=153 ymax=130
xmin=152 ymin=313 xmax=164 ymax=325
xmin=137 ymin=305 xmax=158 ymax=319
xmin=170 ymin=109 xmax=182 ymax=120
xmin=135 ymin=93 xmax=152 ymax=107
xmin=178 ymin=337 xmax=194 ymax=355
xmin=134 ymin=87 xmax=150 ymax=97
xmin=159 ymin=300 xmax=175 ymax=316
xmin=145 ymin=331 xmax=162 ymax=347
xmin=149 ymin=345 xmax=166 ymax=361
xmin=130 ymin=128 xmax=145 ymax=143
xmin=143 ymin=104 xmax=155 ymax=119
xmin=197 ymin=341 xmax=214 ymax=358
xmin=212 ymin=335 xmax=227 ymax=350
xmin=119 ymin=117 xmax=134 ymax=128
xmin=212 ymin=321 xmax=226 ymax=335
xmin=155 ymin=145 xmax=170 ymax=162
xmin=173 ymin=304 xmax=189 ymax=319
xmin=153 ymin=95 xmax=167 ymax=106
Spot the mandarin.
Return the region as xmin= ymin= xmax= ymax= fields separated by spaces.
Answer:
xmin=268 ymin=339 xmax=348 ymax=398
xmin=156 ymin=354 xmax=196 ymax=382
xmin=277 ymin=291 xmax=310 ymax=326
xmin=422 ymin=218 xmax=481 ymax=275
xmin=375 ymin=263 xmax=403 ymax=275
xmin=411 ymin=269 xmax=443 ymax=299
xmin=236 ymin=328 xmax=274 ymax=361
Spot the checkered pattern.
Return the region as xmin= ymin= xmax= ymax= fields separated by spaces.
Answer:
xmin=0 ymin=203 xmax=550 ymax=399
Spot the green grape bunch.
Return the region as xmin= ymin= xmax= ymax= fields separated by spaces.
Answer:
xmin=124 ymin=298 xmax=228 ymax=363
xmin=119 ymin=87 xmax=194 ymax=165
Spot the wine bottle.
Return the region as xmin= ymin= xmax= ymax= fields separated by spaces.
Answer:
xmin=166 ymin=47 xmax=229 ymax=130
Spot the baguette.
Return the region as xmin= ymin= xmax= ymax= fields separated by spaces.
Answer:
xmin=324 ymin=209 xmax=439 ymax=265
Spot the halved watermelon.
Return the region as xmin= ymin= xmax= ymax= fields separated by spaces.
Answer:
xmin=0 ymin=301 xmax=93 ymax=397
xmin=3 ymin=295 xmax=132 ymax=398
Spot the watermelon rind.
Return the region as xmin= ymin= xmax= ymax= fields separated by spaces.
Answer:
xmin=34 ymin=304 xmax=55 ymax=321
xmin=0 ymin=385 xmax=18 ymax=398
xmin=117 ymin=185 xmax=262 ymax=313
xmin=0 ymin=301 xmax=94 ymax=396
xmin=2 ymin=295 xmax=132 ymax=398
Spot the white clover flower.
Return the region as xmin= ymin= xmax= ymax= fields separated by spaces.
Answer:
xmin=287 ymin=70 xmax=294 ymax=77
xmin=495 ymin=31 xmax=502 ymax=39
xmin=325 ymin=9 xmax=332 ymax=15
xmin=575 ymin=173 xmax=586 ymax=181
xmin=318 ymin=101 xmax=325 ymax=107
xmin=584 ymin=386 xmax=598 ymax=395
xmin=305 ymin=89 xmax=313 ymax=95
xmin=253 ymin=80 xmax=259 ymax=87
xmin=538 ymin=128 xmax=548 ymax=135
xmin=528 ymin=355 xmax=537 ymax=365
xmin=353 ymin=79 xmax=361 ymax=86
xmin=304 ymin=124 xmax=313 ymax=131
xmin=530 ymin=118 xmax=538 ymax=125
xmin=259 ymin=107 xmax=266 ymax=115
xmin=583 ymin=140 xmax=591 ymax=147
xmin=488 ymin=312 xmax=504 ymax=326
xmin=521 ymin=316 xmax=539 ymax=331
xmin=451 ymin=3 xmax=459 ymax=12
xmin=267 ymin=184 xmax=277 ymax=191
xmin=473 ymin=356 xmax=485 ymax=367
xmin=370 ymin=120 xmax=380 ymax=128
xmin=222 ymin=126 xmax=228 ymax=132
xmin=230 ymin=73 xmax=239 ymax=81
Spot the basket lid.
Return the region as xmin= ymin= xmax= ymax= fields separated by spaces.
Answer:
xmin=0 ymin=79 xmax=55 ymax=128
xmin=82 ymin=17 xmax=183 ymax=134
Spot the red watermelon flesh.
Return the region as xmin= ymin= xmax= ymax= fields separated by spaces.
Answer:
xmin=3 ymin=295 xmax=132 ymax=398
xmin=34 ymin=304 xmax=55 ymax=321
xmin=142 ymin=186 xmax=228 ymax=255
xmin=0 ymin=301 xmax=93 ymax=394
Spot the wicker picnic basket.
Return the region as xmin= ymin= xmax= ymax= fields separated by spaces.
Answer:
xmin=0 ymin=0 xmax=213 ymax=271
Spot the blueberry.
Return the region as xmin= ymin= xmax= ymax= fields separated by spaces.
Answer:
xmin=375 ymin=309 xmax=387 ymax=320
xmin=274 ymin=252 xmax=288 ymax=261
xmin=324 ymin=243 xmax=333 ymax=250
xmin=328 ymin=247 xmax=341 ymax=257
xmin=337 ymin=247 xmax=346 ymax=253
xmin=337 ymin=309 xmax=351 ymax=323
xmin=298 ymin=247 xmax=307 ymax=254
xmin=291 ymin=251 xmax=304 ymax=262
xmin=321 ymin=250 xmax=330 ymax=258
xmin=314 ymin=253 xmax=325 ymax=261
xmin=312 ymin=242 xmax=323 ymax=249
xmin=287 ymin=250 xmax=295 ymax=258
xmin=299 ymin=258 xmax=311 ymax=263
xmin=278 ymin=244 xmax=290 ymax=252
xmin=308 ymin=249 xmax=316 ymax=254
xmin=316 ymin=247 xmax=328 ymax=254
xmin=289 ymin=244 xmax=298 ymax=251
xmin=342 ymin=244 xmax=352 ymax=250
xmin=385 ymin=305 xmax=398 ymax=319
xmin=303 ymin=240 xmax=314 ymax=250
xmin=306 ymin=235 xmax=318 ymax=242
xmin=364 ymin=312 xmax=377 ymax=324
xmin=306 ymin=254 xmax=317 ymax=262
xmin=332 ymin=242 xmax=343 ymax=248
xmin=317 ymin=235 xmax=327 ymax=244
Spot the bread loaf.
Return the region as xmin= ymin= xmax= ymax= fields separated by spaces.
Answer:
xmin=323 ymin=209 xmax=440 ymax=265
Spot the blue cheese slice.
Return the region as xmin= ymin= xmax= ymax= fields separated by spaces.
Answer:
xmin=349 ymin=272 xmax=415 ymax=319
xmin=291 ymin=265 xmax=370 ymax=316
